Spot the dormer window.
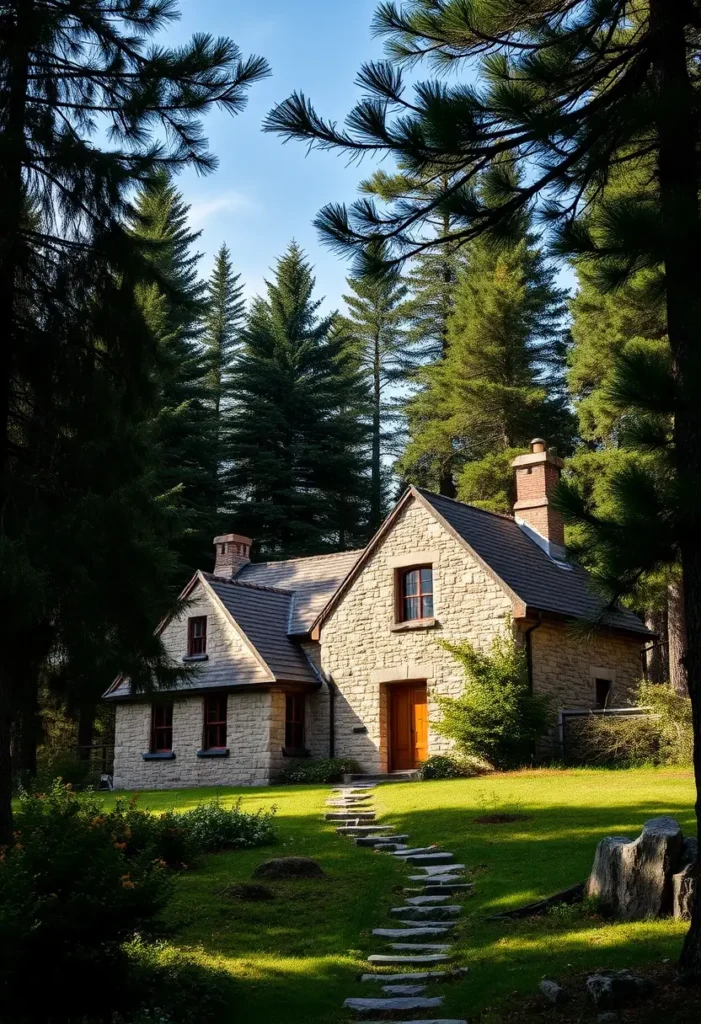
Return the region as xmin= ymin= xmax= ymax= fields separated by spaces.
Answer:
xmin=188 ymin=616 xmax=207 ymax=656
xmin=398 ymin=566 xmax=433 ymax=622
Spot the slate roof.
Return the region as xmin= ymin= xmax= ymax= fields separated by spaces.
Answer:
xmin=204 ymin=576 xmax=319 ymax=682
xmin=416 ymin=489 xmax=651 ymax=636
xmin=236 ymin=550 xmax=362 ymax=634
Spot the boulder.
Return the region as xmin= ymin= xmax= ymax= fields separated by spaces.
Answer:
xmin=586 ymin=970 xmax=653 ymax=1010
xmin=586 ymin=817 xmax=685 ymax=919
xmin=674 ymin=837 xmax=698 ymax=921
xmin=252 ymin=856 xmax=325 ymax=880
xmin=225 ymin=882 xmax=274 ymax=901
xmin=539 ymin=979 xmax=567 ymax=1004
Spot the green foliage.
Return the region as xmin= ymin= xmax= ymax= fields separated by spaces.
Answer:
xmin=179 ymin=797 xmax=277 ymax=853
xmin=434 ymin=633 xmax=553 ymax=770
xmin=639 ymin=682 xmax=693 ymax=764
xmin=418 ymin=754 xmax=477 ymax=780
xmin=222 ymin=243 xmax=370 ymax=555
xmin=456 ymin=448 xmax=524 ymax=514
xmin=278 ymin=757 xmax=362 ymax=784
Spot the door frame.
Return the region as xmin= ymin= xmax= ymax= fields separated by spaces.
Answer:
xmin=387 ymin=680 xmax=428 ymax=772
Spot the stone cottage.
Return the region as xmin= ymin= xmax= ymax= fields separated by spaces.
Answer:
xmin=106 ymin=441 xmax=651 ymax=789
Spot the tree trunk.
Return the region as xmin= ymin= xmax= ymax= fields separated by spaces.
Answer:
xmin=15 ymin=674 xmax=39 ymax=778
xmin=668 ymin=578 xmax=688 ymax=695
xmin=370 ymin=332 xmax=382 ymax=531
xmin=644 ymin=605 xmax=668 ymax=684
xmin=0 ymin=670 xmax=13 ymax=846
xmin=77 ymin=705 xmax=95 ymax=761
xmin=649 ymin=0 xmax=701 ymax=975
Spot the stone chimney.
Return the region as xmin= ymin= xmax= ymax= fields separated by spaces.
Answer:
xmin=213 ymin=533 xmax=252 ymax=577
xmin=511 ymin=439 xmax=566 ymax=559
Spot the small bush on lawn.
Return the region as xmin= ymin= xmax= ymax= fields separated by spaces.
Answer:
xmin=278 ymin=757 xmax=362 ymax=784
xmin=117 ymin=936 xmax=235 ymax=1024
xmin=419 ymin=755 xmax=478 ymax=780
xmin=434 ymin=632 xmax=552 ymax=770
xmin=639 ymin=680 xmax=693 ymax=764
xmin=0 ymin=782 xmax=172 ymax=1022
xmin=181 ymin=797 xmax=276 ymax=852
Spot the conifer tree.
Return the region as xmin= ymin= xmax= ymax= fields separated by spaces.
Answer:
xmin=131 ymin=172 xmax=218 ymax=575
xmin=223 ymin=244 xmax=370 ymax=557
xmin=398 ymin=227 xmax=574 ymax=499
xmin=338 ymin=270 xmax=408 ymax=531
xmin=0 ymin=0 xmax=269 ymax=843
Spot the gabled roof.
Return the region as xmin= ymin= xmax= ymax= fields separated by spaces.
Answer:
xmin=236 ymin=549 xmax=362 ymax=634
xmin=312 ymin=486 xmax=651 ymax=638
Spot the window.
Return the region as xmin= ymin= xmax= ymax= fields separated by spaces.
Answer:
xmin=595 ymin=678 xmax=612 ymax=709
xmin=188 ymin=616 xmax=207 ymax=656
xmin=151 ymin=704 xmax=173 ymax=752
xmin=203 ymin=694 xmax=227 ymax=750
xmin=398 ymin=566 xmax=434 ymax=621
xmin=285 ymin=694 xmax=306 ymax=749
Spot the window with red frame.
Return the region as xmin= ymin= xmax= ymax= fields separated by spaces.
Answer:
xmin=203 ymin=694 xmax=227 ymax=749
xmin=398 ymin=566 xmax=434 ymax=621
xmin=285 ymin=694 xmax=306 ymax=749
xmin=151 ymin=703 xmax=173 ymax=752
xmin=188 ymin=616 xmax=207 ymax=656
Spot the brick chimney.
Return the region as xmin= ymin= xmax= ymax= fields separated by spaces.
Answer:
xmin=511 ymin=439 xmax=566 ymax=559
xmin=213 ymin=533 xmax=252 ymax=577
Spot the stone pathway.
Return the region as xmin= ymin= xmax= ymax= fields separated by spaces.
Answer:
xmin=325 ymin=783 xmax=470 ymax=1024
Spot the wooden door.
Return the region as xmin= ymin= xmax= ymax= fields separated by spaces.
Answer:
xmin=389 ymin=683 xmax=428 ymax=771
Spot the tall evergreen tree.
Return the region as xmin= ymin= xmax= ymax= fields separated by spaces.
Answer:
xmin=203 ymin=244 xmax=246 ymax=508
xmin=398 ymin=228 xmax=573 ymax=501
xmin=267 ymin=5 xmax=701 ymax=969
xmin=0 ymin=0 xmax=269 ymax=843
xmin=223 ymin=243 xmax=370 ymax=557
xmin=131 ymin=173 xmax=217 ymax=575
xmin=338 ymin=270 xmax=408 ymax=531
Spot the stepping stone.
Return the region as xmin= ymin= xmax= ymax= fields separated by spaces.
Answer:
xmin=381 ymin=984 xmax=427 ymax=995
xmin=356 ymin=834 xmax=409 ymax=847
xmin=422 ymin=883 xmax=474 ymax=895
xmin=375 ymin=843 xmax=408 ymax=852
xmin=367 ymin=954 xmax=452 ymax=966
xmin=360 ymin=970 xmax=467 ymax=983
xmin=336 ymin=824 xmax=393 ymax=834
xmin=402 ymin=853 xmax=454 ymax=865
xmin=393 ymin=847 xmax=439 ymax=857
xmin=325 ymin=812 xmax=375 ymax=821
xmin=353 ymin=1020 xmax=466 ymax=1024
xmin=391 ymin=906 xmax=462 ymax=920
xmin=372 ymin=927 xmax=451 ymax=939
xmin=343 ymin=996 xmax=444 ymax=1013
xmin=405 ymin=895 xmax=453 ymax=905
xmin=389 ymin=943 xmax=451 ymax=952
xmin=418 ymin=864 xmax=466 ymax=875
xmin=397 ymin=920 xmax=456 ymax=929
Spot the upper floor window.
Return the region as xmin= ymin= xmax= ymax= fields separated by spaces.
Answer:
xmin=151 ymin=703 xmax=173 ymax=752
xmin=285 ymin=694 xmax=306 ymax=750
xmin=398 ymin=566 xmax=433 ymax=622
xmin=203 ymin=694 xmax=227 ymax=749
xmin=188 ymin=616 xmax=207 ymax=656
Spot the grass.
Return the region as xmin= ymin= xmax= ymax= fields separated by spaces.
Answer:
xmin=99 ymin=768 xmax=697 ymax=1023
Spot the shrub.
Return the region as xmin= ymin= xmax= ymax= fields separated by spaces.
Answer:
xmin=180 ymin=797 xmax=277 ymax=852
xmin=434 ymin=632 xmax=553 ymax=770
xmin=0 ymin=783 xmax=172 ymax=1022
xmin=278 ymin=756 xmax=362 ymax=784
xmin=418 ymin=755 xmax=477 ymax=780
xmin=639 ymin=680 xmax=693 ymax=764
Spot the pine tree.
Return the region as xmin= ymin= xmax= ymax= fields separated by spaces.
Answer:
xmin=338 ymin=270 xmax=408 ymax=531
xmin=223 ymin=243 xmax=370 ymax=557
xmin=203 ymin=244 xmax=246 ymax=509
xmin=0 ymin=0 xmax=269 ymax=843
xmin=398 ymin=228 xmax=574 ymax=499
xmin=131 ymin=173 xmax=218 ymax=576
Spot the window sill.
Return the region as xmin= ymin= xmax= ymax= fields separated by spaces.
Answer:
xmin=142 ymin=751 xmax=175 ymax=761
xmin=391 ymin=617 xmax=438 ymax=633
xmin=282 ymin=747 xmax=311 ymax=758
xmin=182 ymin=653 xmax=208 ymax=662
xmin=197 ymin=748 xmax=229 ymax=758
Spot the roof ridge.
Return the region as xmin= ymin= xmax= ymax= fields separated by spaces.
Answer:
xmin=241 ymin=549 xmax=364 ymax=569
xmin=417 ymin=486 xmax=515 ymax=522
xmin=205 ymin=573 xmax=294 ymax=597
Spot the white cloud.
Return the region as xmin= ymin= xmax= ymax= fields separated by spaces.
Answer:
xmin=188 ymin=192 xmax=253 ymax=228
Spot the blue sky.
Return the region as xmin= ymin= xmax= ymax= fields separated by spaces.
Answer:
xmin=170 ymin=0 xmax=383 ymax=311
xmin=169 ymin=1 xmax=574 ymax=311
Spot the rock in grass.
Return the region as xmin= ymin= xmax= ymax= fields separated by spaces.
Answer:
xmin=367 ymin=953 xmax=452 ymax=966
xmin=381 ymin=983 xmax=427 ymax=995
xmin=405 ymin=895 xmax=453 ymax=905
xmin=586 ymin=971 xmax=653 ymax=1010
xmin=343 ymin=996 xmax=444 ymax=1012
xmin=252 ymin=857 xmax=325 ymax=880
xmin=391 ymin=905 xmax=461 ymax=920
xmin=372 ymin=928 xmax=451 ymax=939
xmin=539 ymin=979 xmax=567 ymax=1004
xmin=223 ymin=882 xmax=274 ymax=902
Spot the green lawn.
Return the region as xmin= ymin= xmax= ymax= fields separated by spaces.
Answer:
xmin=101 ymin=768 xmax=696 ymax=1023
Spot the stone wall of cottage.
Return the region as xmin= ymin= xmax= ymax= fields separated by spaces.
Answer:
xmin=319 ymin=496 xmax=514 ymax=772
xmin=112 ymin=689 xmax=280 ymax=790
xmin=301 ymin=640 xmax=330 ymax=759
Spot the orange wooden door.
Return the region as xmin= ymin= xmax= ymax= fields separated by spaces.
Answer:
xmin=390 ymin=683 xmax=428 ymax=770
